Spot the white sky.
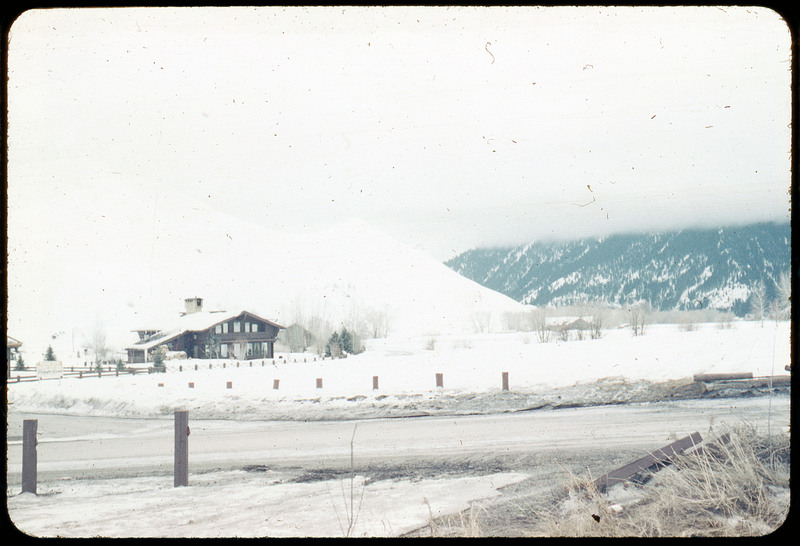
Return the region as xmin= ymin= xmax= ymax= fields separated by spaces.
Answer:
xmin=4 ymin=6 xmax=793 ymax=355
xmin=7 ymin=6 xmax=792 ymax=261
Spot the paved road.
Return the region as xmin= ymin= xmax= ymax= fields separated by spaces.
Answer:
xmin=7 ymin=395 xmax=790 ymax=483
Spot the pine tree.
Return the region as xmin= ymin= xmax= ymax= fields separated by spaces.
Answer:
xmin=340 ymin=327 xmax=354 ymax=354
xmin=44 ymin=345 xmax=57 ymax=361
xmin=325 ymin=332 xmax=340 ymax=358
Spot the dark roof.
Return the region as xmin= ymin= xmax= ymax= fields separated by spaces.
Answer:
xmin=126 ymin=310 xmax=285 ymax=351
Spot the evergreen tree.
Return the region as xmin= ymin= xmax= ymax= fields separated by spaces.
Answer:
xmin=151 ymin=346 xmax=167 ymax=372
xmin=340 ymin=327 xmax=354 ymax=354
xmin=325 ymin=332 xmax=340 ymax=358
xmin=44 ymin=345 xmax=57 ymax=361
xmin=324 ymin=327 xmax=364 ymax=358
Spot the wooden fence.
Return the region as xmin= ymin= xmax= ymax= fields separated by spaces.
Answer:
xmin=7 ymin=358 xmax=304 ymax=382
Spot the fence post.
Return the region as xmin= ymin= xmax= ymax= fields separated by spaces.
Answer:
xmin=174 ymin=411 xmax=189 ymax=487
xmin=273 ymin=379 xmax=280 ymax=390
xmin=435 ymin=373 xmax=444 ymax=388
xmin=502 ymin=372 xmax=509 ymax=391
xmin=316 ymin=377 xmax=323 ymax=389
xmin=22 ymin=419 xmax=37 ymax=494
xmin=373 ymin=376 xmax=379 ymax=390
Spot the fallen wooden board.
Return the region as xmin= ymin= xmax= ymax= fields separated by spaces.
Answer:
xmin=592 ymin=431 xmax=703 ymax=492
xmin=686 ymin=432 xmax=731 ymax=458
xmin=701 ymin=375 xmax=791 ymax=391
xmin=693 ymin=372 xmax=753 ymax=382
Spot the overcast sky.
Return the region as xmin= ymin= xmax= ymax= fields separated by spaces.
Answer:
xmin=8 ymin=6 xmax=792 ymax=261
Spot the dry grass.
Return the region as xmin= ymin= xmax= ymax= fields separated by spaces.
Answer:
xmin=421 ymin=499 xmax=486 ymax=537
xmin=531 ymin=423 xmax=790 ymax=537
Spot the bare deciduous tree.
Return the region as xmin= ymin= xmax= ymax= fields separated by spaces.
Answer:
xmin=365 ymin=306 xmax=392 ymax=338
xmin=589 ymin=304 xmax=605 ymax=339
xmin=627 ymin=301 xmax=649 ymax=337
xmin=749 ymin=279 xmax=767 ymax=323
xmin=88 ymin=319 xmax=109 ymax=364
xmin=530 ymin=307 xmax=550 ymax=343
xmin=774 ymin=271 xmax=791 ymax=319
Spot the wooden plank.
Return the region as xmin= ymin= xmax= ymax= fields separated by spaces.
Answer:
xmin=693 ymin=372 xmax=753 ymax=382
xmin=592 ymin=431 xmax=702 ymax=492
xmin=686 ymin=432 xmax=731 ymax=458
xmin=702 ymin=375 xmax=791 ymax=391
xmin=502 ymin=372 xmax=509 ymax=391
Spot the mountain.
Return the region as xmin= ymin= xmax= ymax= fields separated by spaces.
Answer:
xmin=444 ymin=222 xmax=791 ymax=316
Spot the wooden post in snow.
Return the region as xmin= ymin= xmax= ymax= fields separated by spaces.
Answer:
xmin=435 ymin=373 xmax=443 ymax=388
xmin=273 ymin=379 xmax=280 ymax=390
xmin=22 ymin=419 xmax=37 ymax=494
xmin=174 ymin=411 xmax=189 ymax=487
xmin=373 ymin=376 xmax=379 ymax=390
xmin=502 ymin=372 xmax=509 ymax=391
xmin=316 ymin=377 xmax=323 ymax=389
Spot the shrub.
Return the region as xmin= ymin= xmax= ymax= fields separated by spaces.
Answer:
xmin=151 ymin=346 xmax=167 ymax=372
xmin=325 ymin=328 xmax=364 ymax=358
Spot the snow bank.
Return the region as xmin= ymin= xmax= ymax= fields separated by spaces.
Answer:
xmin=7 ymin=469 xmax=528 ymax=538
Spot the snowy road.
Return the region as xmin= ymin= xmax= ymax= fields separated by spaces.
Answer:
xmin=7 ymin=395 xmax=790 ymax=484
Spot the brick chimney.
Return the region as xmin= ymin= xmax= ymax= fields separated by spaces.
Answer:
xmin=184 ymin=297 xmax=203 ymax=314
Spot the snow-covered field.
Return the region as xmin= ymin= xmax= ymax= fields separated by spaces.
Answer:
xmin=8 ymin=320 xmax=791 ymax=420
xmin=6 ymin=320 xmax=791 ymax=538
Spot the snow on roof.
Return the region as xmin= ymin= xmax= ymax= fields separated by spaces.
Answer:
xmin=7 ymin=336 xmax=23 ymax=348
xmin=126 ymin=310 xmax=285 ymax=351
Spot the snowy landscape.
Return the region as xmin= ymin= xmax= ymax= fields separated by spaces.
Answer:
xmin=7 ymin=317 xmax=791 ymax=537
xmin=6 ymin=6 xmax=792 ymax=538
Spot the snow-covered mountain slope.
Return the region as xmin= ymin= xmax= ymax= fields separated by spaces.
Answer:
xmin=8 ymin=184 xmax=526 ymax=359
xmin=445 ymin=222 xmax=791 ymax=315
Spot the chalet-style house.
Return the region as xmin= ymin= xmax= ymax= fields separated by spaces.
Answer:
xmin=125 ymin=298 xmax=285 ymax=363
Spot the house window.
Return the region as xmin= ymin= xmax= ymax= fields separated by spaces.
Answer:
xmin=245 ymin=322 xmax=251 ymax=333
xmin=215 ymin=324 xmax=222 ymax=334
xmin=220 ymin=343 xmax=228 ymax=357
xmin=223 ymin=322 xmax=229 ymax=334
xmin=233 ymin=321 xmax=241 ymax=333
xmin=251 ymin=323 xmax=258 ymax=333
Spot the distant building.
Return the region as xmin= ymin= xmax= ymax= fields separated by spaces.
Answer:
xmin=562 ymin=318 xmax=591 ymax=331
xmin=7 ymin=336 xmax=22 ymax=378
xmin=125 ymin=298 xmax=285 ymax=363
